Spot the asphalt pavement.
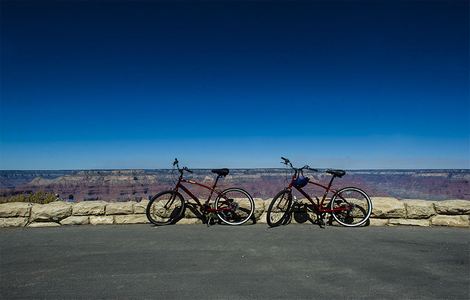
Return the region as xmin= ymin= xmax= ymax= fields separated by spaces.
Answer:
xmin=0 ymin=224 xmax=469 ymax=299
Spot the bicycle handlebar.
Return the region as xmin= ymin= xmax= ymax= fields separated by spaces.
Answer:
xmin=281 ymin=157 xmax=318 ymax=172
xmin=173 ymin=158 xmax=193 ymax=174
xmin=281 ymin=157 xmax=293 ymax=168
xmin=182 ymin=166 xmax=193 ymax=173
xmin=302 ymin=165 xmax=319 ymax=172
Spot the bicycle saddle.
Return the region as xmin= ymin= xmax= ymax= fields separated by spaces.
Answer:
xmin=211 ymin=168 xmax=229 ymax=176
xmin=326 ymin=169 xmax=346 ymax=178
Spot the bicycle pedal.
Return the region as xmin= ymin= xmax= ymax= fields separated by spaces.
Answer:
xmin=207 ymin=218 xmax=217 ymax=226
xmin=206 ymin=213 xmax=218 ymax=226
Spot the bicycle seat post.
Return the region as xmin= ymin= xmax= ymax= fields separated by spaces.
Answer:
xmin=212 ymin=175 xmax=221 ymax=189
xmin=205 ymin=174 xmax=221 ymax=203
xmin=326 ymin=174 xmax=336 ymax=191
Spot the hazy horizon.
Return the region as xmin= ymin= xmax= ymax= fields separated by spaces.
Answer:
xmin=1 ymin=167 xmax=469 ymax=172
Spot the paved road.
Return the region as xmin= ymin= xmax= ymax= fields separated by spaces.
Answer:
xmin=0 ymin=225 xmax=469 ymax=299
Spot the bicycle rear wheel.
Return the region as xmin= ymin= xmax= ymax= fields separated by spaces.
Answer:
xmin=330 ymin=187 xmax=372 ymax=227
xmin=215 ymin=188 xmax=255 ymax=225
xmin=266 ymin=190 xmax=292 ymax=227
xmin=146 ymin=191 xmax=185 ymax=225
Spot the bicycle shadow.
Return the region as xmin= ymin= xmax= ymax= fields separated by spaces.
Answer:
xmin=180 ymin=202 xmax=206 ymax=223
xmin=280 ymin=204 xmax=371 ymax=227
xmin=282 ymin=210 xmax=317 ymax=225
xmin=242 ymin=207 xmax=258 ymax=225
xmin=174 ymin=203 xmax=257 ymax=226
xmin=279 ymin=203 xmax=317 ymax=226
xmin=326 ymin=204 xmax=371 ymax=227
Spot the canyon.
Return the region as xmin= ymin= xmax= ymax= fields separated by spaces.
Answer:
xmin=1 ymin=169 xmax=468 ymax=201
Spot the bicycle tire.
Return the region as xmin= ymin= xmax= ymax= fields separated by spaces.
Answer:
xmin=266 ymin=189 xmax=292 ymax=227
xmin=330 ymin=187 xmax=372 ymax=227
xmin=146 ymin=191 xmax=185 ymax=225
xmin=215 ymin=188 xmax=255 ymax=225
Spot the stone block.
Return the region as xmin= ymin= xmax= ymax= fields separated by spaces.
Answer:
xmin=133 ymin=200 xmax=149 ymax=214
xmin=368 ymin=218 xmax=389 ymax=226
xmin=389 ymin=218 xmax=430 ymax=226
xmin=253 ymin=198 xmax=266 ymax=219
xmin=28 ymin=222 xmax=61 ymax=228
xmin=31 ymin=202 xmax=72 ymax=222
xmin=60 ymin=216 xmax=89 ymax=225
xmin=114 ymin=214 xmax=148 ymax=224
xmin=371 ymin=197 xmax=406 ymax=218
xmin=0 ymin=202 xmax=31 ymax=217
xmin=403 ymin=200 xmax=436 ymax=219
xmin=0 ymin=217 xmax=28 ymax=227
xmin=434 ymin=200 xmax=470 ymax=215
xmin=106 ymin=202 xmax=135 ymax=215
xmin=431 ymin=215 xmax=469 ymax=227
xmin=257 ymin=212 xmax=268 ymax=224
xmin=72 ymin=201 xmax=106 ymax=216
xmin=89 ymin=216 xmax=114 ymax=225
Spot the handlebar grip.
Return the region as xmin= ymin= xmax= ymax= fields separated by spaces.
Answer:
xmin=173 ymin=158 xmax=179 ymax=166
xmin=183 ymin=167 xmax=193 ymax=173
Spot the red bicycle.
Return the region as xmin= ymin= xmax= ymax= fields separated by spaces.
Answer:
xmin=146 ymin=159 xmax=255 ymax=226
xmin=266 ymin=157 xmax=372 ymax=227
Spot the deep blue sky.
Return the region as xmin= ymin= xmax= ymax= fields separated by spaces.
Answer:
xmin=1 ymin=0 xmax=469 ymax=169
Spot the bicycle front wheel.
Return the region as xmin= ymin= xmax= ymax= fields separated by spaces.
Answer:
xmin=330 ymin=187 xmax=372 ymax=227
xmin=266 ymin=189 xmax=292 ymax=227
xmin=146 ymin=191 xmax=185 ymax=225
xmin=215 ymin=188 xmax=255 ymax=225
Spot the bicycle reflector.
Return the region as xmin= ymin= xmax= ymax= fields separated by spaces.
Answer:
xmin=293 ymin=176 xmax=309 ymax=188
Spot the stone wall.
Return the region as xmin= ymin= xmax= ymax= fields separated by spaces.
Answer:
xmin=0 ymin=198 xmax=469 ymax=228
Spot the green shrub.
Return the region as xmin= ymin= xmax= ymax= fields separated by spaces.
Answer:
xmin=0 ymin=191 xmax=58 ymax=204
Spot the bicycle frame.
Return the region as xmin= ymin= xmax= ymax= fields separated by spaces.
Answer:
xmin=172 ymin=173 xmax=231 ymax=213
xmin=287 ymin=172 xmax=349 ymax=214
